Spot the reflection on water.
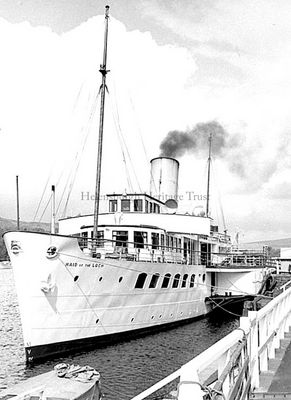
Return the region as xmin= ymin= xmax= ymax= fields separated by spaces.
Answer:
xmin=0 ymin=269 xmax=238 ymax=399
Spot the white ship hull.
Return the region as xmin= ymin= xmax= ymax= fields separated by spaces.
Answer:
xmin=4 ymin=231 xmax=210 ymax=362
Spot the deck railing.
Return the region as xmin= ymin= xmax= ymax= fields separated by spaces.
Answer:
xmin=73 ymin=236 xmax=274 ymax=268
xmin=130 ymin=285 xmax=291 ymax=400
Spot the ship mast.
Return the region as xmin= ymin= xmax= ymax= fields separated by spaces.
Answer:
xmin=93 ymin=5 xmax=110 ymax=243
xmin=206 ymin=132 xmax=212 ymax=218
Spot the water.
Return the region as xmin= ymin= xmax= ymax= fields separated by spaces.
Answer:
xmin=0 ymin=269 xmax=239 ymax=399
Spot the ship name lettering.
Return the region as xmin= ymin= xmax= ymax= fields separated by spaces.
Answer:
xmin=65 ymin=262 xmax=78 ymax=267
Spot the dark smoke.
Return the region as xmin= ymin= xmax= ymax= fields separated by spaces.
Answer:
xmin=160 ymin=121 xmax=234 ymax=158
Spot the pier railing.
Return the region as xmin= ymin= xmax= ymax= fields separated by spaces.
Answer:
xmin=130 ymin=285 xmax=291 ymax=400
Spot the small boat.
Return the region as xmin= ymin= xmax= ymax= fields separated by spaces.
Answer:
xmin=0 ymin=364 xmax=101 ymax=400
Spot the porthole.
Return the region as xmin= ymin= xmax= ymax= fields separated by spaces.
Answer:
xmin=151 ymin=315 xmax=154 ymax=319
xmin=159 ymin=315 xmax=162 ymax=319
xmin=74 ymin=276 xmax=79 ymax=282
xmin=119 ymin=277 xmax=123 ymax=283
xmin=131 ymin=318 xmax=134 ymax=322
xmin=96 ymin=319 xmax=99 ymax=324
xmin=99 ymin=277 xmax=103 ymax=282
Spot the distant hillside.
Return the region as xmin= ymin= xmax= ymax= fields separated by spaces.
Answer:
xmin=0 ymin=217 xmax=51 ymax=260
xmin=243 ymin=237 xmax=291 ymax=250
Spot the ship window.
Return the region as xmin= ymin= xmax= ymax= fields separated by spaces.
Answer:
xmin=178 ymin=238 xmax=182 ymax=253
xmin=79 ymin=231 xmax=88 ymax=249
xmin=151 ymin=233 xmax=159 ymax=250
xmin=134 ymin=231 xmax=147 ymax=248
xmin=166 ymin=235 xmax=169 ymax=249
xmin=149 ymin=273 xmax=160 ymax=288
xmin=112 ymin=231 xmax=128 ymax=247
xmin=161 ymin=273 xmax=171 ymax=288
xmin=134 ymin=199 xmax=143 ymax=212
xmin=169 ymin=236 xmax=174 ymax=249
xmin=182 ymin=274 xmax=188 ymax=288
xmin=109 ymin=199 xmax=117 ymax=212
xmin=172 ymin=274 xmax=181 ymax=288
xmin=135 ymin=273 xmax=147 ymax=289
xmin=149 ymin=202 xmax=153 ymax=213
xmin=156 ymin=205 xmax=160 ymax=214
xmin=121 ymin=199 xmax=130 ymax=212
xmin=190 ymin=274 xmax=195 ymax=287
xmin=173 ymin=238 xmax=177 ymax=251
xmin=95 ymin=230 xmax=104 ymax=247
xmin=202 ymin=274 xmax=206 ymax=282
xmin=161 ymin=234 xmax=165 ymax=248
xmin=145 ymin=200 xmax=149 ymax=213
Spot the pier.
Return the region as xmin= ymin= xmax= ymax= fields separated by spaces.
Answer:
xmin=131 ymin=276 xmax=291 ymax=400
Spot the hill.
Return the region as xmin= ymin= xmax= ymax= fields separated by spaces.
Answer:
xmin=0 ymin=217 xmax=51 ymax=260
xmin=243 ymin=237 xmax=291 ymax=250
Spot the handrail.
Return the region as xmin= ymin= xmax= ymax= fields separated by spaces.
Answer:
xmin=129 ymin=284 xmax=291 ymax=400
xmin=74 ymin=236 xmax=273 ymax=258
xmin=280 ymin=279 xmax=291 ymax=292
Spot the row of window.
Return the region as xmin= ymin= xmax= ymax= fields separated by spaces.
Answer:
xmin=80 ymin=230 xmax=183 ymax=251
xmin=109 ymin=199 xmax=160 ymax=214
xmin=134 ymin=272 xmax=206 ymax=289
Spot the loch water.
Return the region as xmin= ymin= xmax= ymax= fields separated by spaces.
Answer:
xmin=0 ymin=268 xmax=239 ymax=400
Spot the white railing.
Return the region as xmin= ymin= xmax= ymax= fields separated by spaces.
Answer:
xmin=281 ymin=279 xmax=291 ymax=292
xmin=131 ymin=285 xmax=291 ymax=400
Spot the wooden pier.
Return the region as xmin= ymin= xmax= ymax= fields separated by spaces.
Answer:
xmin=130 ymin=277 xmax=291 ymax=400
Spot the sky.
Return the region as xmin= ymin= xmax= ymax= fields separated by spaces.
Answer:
xmin=1 ymin=0 xmax=291 ymax=242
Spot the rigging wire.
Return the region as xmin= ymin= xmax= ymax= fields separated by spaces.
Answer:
xmin=33 ymin=174 xmax=52 ymax=222
xmin=35 ymin=79 xmax=90 ymax=222
xmin=38 ymin=192 xmax=52 ymax=223
xmin=59 ymin=89 xmax=101 ymax=218
xmin=127 ymin=91 xmax=160 ymax=196
xmin=109 ymin=75 xmax=142 ymax=192
xmin=106 ymin=88 xmax=134 ymax=192
xmin=59 ymin=257 xmax=108 ymax=334
xmin=211 ymin=158 xmax=227 ymax=231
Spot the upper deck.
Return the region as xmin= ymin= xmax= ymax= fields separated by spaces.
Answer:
xmin=59 ymin=193 xmax=212 ymax=237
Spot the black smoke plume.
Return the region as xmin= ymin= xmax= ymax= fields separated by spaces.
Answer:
xmin=160 ymin=121 xmax=233 ymax=158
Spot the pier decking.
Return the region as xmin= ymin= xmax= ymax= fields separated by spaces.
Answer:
xmin=131 ymin=274 xmax=291 ymax=400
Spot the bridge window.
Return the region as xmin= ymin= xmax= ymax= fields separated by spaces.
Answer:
xmin=151 ymin=233 xmax=159 ymax=250
xmin=182 ymin=274 xmax=188 ymax=288
xmin=161 ymin=273 xmax=171 ymax=288
xmin=149 ymin=273 xmax=160 ymax=288
xmin=145 ymin=200 xmax=149 ymax=213
xmin=172 ymin=274 xmax=181 ymax=288
xmin=178 ymin=238 xmax=182 ymax=253
xmin=135 ymin=273 xmax=147 ymax=289
xmin=202 ymin=274 xmax=206 ymax=282
xmin=134 ymin=231 xmax=147 ymax=248
xmin=190 ymin=274 xmax=195 ymax=287
xmin=109 ymin=200 xmax=117 ymax=212
xmin=134 ymin=199 xmax=143 ymax=212
xmin=121 ymin=199 xmax=130 ymax=212
xmin=112 ymin=231 xmax=128 ymax=247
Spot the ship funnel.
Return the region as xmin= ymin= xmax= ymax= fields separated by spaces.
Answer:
xmin=150 ymin=157 xmax=179 ymax=204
